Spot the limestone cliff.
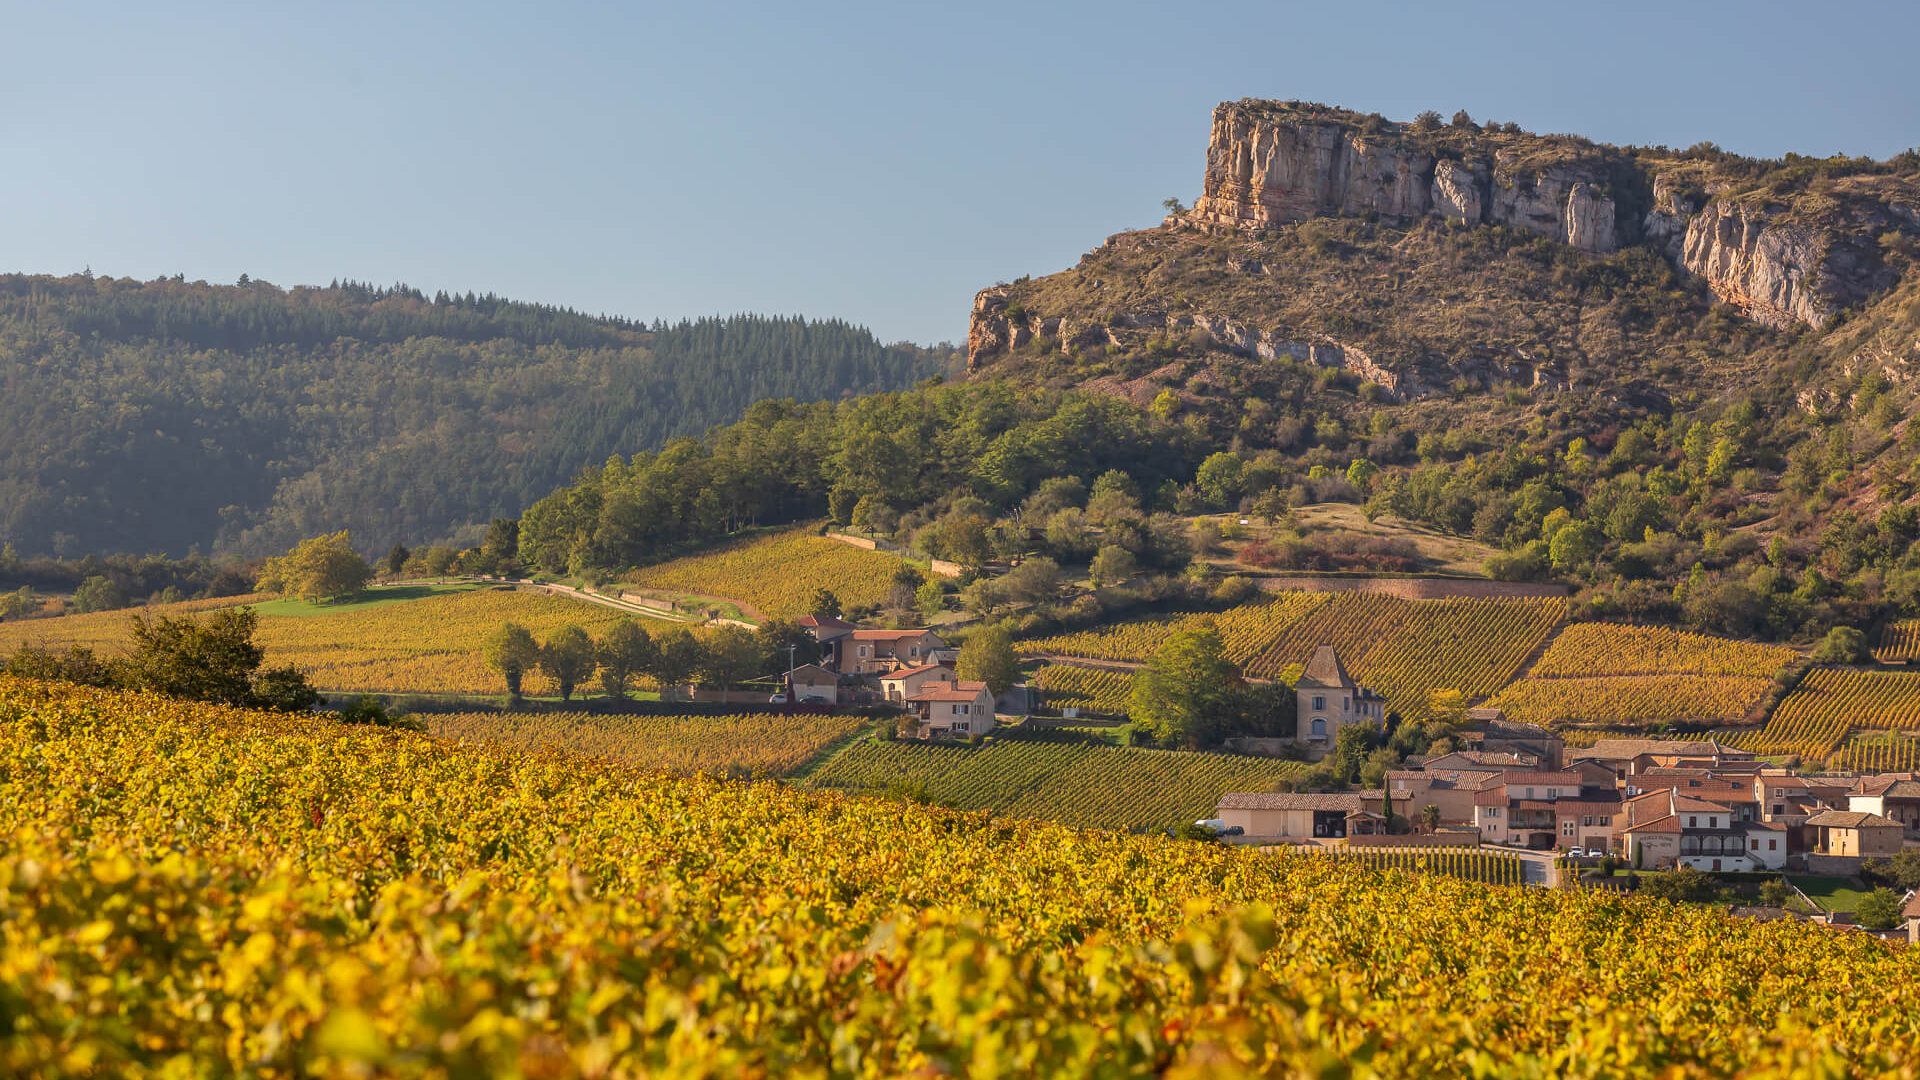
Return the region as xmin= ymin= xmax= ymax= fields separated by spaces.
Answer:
xmin=968 ymin=100 xmax=1919 ymax=383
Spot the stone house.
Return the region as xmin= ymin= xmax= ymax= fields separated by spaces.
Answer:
xmin=1293 ymin=646 xmax=1386 ymax=759
xmin=836 ymin=629 xmax=947 ymax=675
xmin=1213 ymin=791 xmax=1387 ymax=840
xmin=781 ymin=664 xmax=841 ymax=704
xmin=1618 ymin=791 xmax=1781 ymax=872
xmin=1849 ymin=776 xmax=1920 ymax=841
xmin=1804 ymin=810 xmax=1904 ymax=873
xmin=1385 ymin=768 xmax=1504 ymax=827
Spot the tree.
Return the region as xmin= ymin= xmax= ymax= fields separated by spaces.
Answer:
xmin=956 ymin=624 xmax=1020 ymax=696
xmin=651 ymin=626 xmax=707 ymax=696
xmin=479 ymin=518 xmax=520 ymax=574
xmin=1419 ymin=804 xmax=1441 ymax=834
xmin=1331 ymin=723 xmax=1379 ymax=784
xmin=0 ymin=586 xmax=40 ymax=620
xmin=1757 ymin=877 xmax=1793 ymax=908
xmin=1855 ymin=887 xmax=1904 ymax=931
xmin=1129 ymin=625 xmax=1240 ymax=749
xmin=1548 ymin=520 xmax=1604 ymax=575
xmin=1089 ymin=545 xmax=1137 ymax=588
xmin=385 ymin=544 xmax=410 ymax=576
xmin=539 ymin=625 xmax=597 ymax=701
xmin=915 ymin=578 xmax=947 ymax=620
xmin=960 ymin=577 xmax=1008 ymax=617
xmin=1425 ymin=688 xmax=1468 ymax=728
xmin=1194 ymin=452 xmax=1245 ymax=508
xmin=701 ymin=626 xmax=767 ymax=694
xmin=336 ymin=695 xmax=421 ymax=730
xmin=599 ymin=614 xmax=660 ymax=699
xmin=257 ymin=531 xmax=373 ymax=602
xmin=1162 ymin=196 xmax=1186 ymax=215
xmin=485 ymin=622 xmax=540 ymax=700
xmin=1001 ymin=557 xmax=1062 ymax=606
xmin=1810 ymin=626 xmax=1868 ymax=665
xmin=810 ymin=588 xmax=843 ymax=619
xmin=71 ymin=575 xmax=127 ymax=614
xmin=1411 ymin=109 xmax=1442 ymax=131
xmin=117 ymin=607 xmax=315 ymax=710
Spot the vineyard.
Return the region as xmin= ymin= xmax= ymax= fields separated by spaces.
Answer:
xmin=1874 ymin=620 xmax=1920 ymax=663
xmin=1526 ymin=623 xmax=1796 ymax=678
xmin=1022 ymin=590 xmax=1564 ymax=722
xmin=1028 ymin=662 xmax=1134 ymax=715
xmin=1485 ymin=675 xmax=1776 ymax=728
xmin=1734 ymin=667 xmax=1920 ymax=763
xmin=624 ymin=525 xmax=910 ymax=621
xmin=428 ymin=711 xmax=864 ymax=777
xmin=1831 ymin=729 xmax=1920 ymax=773
xmin=805 ymin=737 xmax=1307 ymax=831
xmin=0 ymin=586 xmax=657 ymax=696
xmin=1016 ymin=591 xmax=1331 ymax=665
xmin=8 ymin=677 xmax=1920 ymax=1074
xmin=1315 ymin=846 xmax=1527 ymax=886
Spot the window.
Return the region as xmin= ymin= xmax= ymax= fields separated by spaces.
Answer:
xmin=1312 ymin=696 xmax=1325 ymax=711
xmin=1769 ymin=839 xmax=1777 ymax=851
xmin=956 ymin=704 xmax=969 ymax=715
xmin=1562 ymin=821 xmax=1575 ymax=836
xmin=1524 ymin=788 xmax=1535 ymax=799
xmin=1750 ymin=838 xmax=1759 ymax=850
xmin=1310 ymin=718 xmax=1327 ymax=738
xmin=1581 ymin=816 xmax=1593 ymax=827
xmin=1688 ymin=816 xmax=1697 ymax=828
xmin=859 ymin=646 xmax=870 ymax=658
xmin=1342 ymin=696 xmax=1349 ymax=709
xmin=1771 ymin=804 xmax=1784 ymax=816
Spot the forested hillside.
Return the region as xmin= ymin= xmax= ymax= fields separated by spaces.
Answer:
xmin=0 ymin=274 xmax=948 ymax=557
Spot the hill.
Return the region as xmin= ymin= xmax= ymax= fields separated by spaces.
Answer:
xmin=7 ymin=676 xmax=1918 ymax=1074
xmin=955 ymin=100 xmax=1920 ymax=642
xmin=0 ymin=274 xmax=948 ymax=557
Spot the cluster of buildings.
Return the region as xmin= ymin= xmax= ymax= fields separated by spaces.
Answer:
xmin=1217 ymin=722 xmax=1920 ymax=877
xmin=785 ymin=617 xmax=1001 ymax=738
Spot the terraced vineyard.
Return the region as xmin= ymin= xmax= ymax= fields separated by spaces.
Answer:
xmin=1242 ymin=593 xmax=1565 ymax=721
xmin=1028 ymin=663 xmax=1134 ymax=715
xmin=625 ymin=525 xmax=910 ymax=621
xmin=806 ymin=738 xmax=1305 ymax=831
xmin=1873 ymin=620 xmax=1920 ymax=663
xmin=1486 ymin=675 xmax=1776 ymax=728
xmin=1737 ymin=667 xmax=1920 ymax=762
xmin=1483 ymin=623 xmax=1792 ymax=732
xmin=1016 ymin=592 xmax=1330 ymax=665
xmin=1320 ymin=847 xmax=1526 ymax=886
xmin=0 ymin=585 xmax=656 ymax=696
xmin=11 ymin=677 xmax=1920 ymax=1073
xmin=1526 ymin=623 xmax=1796 ymax=678
xmin=428 ymin=711 xmax=864 ymax=777
xmin=1022 ymin=590 xmax=1563 ymax=722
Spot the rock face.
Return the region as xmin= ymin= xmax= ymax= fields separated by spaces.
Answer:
xmin=966 ymin=100 xmax=1920 ymax=377
xmin=1190 ymin=101 xmax=1630 ymax=254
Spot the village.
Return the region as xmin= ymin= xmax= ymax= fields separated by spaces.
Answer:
xmin=775 ymin=612 xmax=1920 ymax=941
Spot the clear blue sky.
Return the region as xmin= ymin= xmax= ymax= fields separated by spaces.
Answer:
xmin=5 ymin=1 xmax=1916 ymax=344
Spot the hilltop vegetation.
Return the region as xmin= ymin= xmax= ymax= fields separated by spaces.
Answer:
xmin=7 ymin=676 xmax=1920 ymax=1075
xmin=0 ymin=273 xmax=946 ymax=557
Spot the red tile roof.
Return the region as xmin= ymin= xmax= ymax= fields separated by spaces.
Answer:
xmin=908 ymin=680 xmax=990 ymax=704
xmin=883 ymin=661 xmax=953 ymax=679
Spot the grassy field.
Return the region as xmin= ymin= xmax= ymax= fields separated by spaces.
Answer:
xmin=427 ymin=711 xmax=866 ymax=778
xmin=805 ymin=737 xmax=1305 ymax=831
xmin=0 ymin=585 xmax=646 ymax=696
xmin=1788 ymin=875 xmax=1876 ymax=915
xmin=1203 ymin=503 xmax=1503 ymax=577
xmin=622 ymin=525 xmax=912 ymax=622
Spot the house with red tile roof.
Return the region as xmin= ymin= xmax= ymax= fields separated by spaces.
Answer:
xmin=904 ymin=679 xmax=995 ymax=738
xmin=833 ymin=628 xmax=946 ymax=675
xmin=1849 ymin=776 xmax=1920 ymax=841
xmin=879 ymin=661 xmax=957 ymax=703
xmin=1618 ymin=790 xmax=1784 ymax=871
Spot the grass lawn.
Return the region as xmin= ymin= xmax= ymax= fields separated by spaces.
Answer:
xmin=1787 ymin=875 xmax=1874 ymax=914
xmin=247 ymin=582 xmax=484 ymax=618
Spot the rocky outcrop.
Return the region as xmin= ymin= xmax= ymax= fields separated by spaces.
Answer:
xmin=1191 ymin=101 xmax=1629 ymax=253
xmin=1679 ymin=203 xmax=1833 ymax=329
xmin=967 ymin=100 xmax=1920 ymax=377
